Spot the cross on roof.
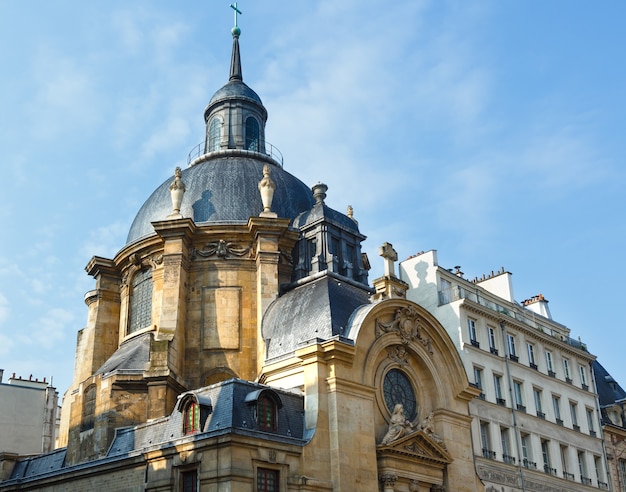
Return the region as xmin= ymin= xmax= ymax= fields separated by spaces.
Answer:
xmin=230 ymin=3 xmax=242 ymax=28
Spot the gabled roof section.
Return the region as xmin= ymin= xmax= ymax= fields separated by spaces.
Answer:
xmin=377 ymin=430 xmax=452 ymax=466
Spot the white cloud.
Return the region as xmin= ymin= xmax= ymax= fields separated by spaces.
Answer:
xmin=80 ymin=220 xmax=129 ymax=260
xmin=28 ymin=307 xmax=76 ymax=349
xmin=0 ymin=292 xmax=9 ymax=325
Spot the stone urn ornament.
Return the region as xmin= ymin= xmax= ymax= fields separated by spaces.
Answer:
xmin=258 ymin=164 xmax=277 ymax=218
xmin=167 ymin=166 xmax=186 ymax=219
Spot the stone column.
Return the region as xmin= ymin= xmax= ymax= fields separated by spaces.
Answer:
xmin=248 ymin=216 xmax=298 ymax=373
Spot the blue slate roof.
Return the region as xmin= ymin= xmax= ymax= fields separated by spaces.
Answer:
xmin=263 ymin=274 xmax=372 ymax=360
xmin=126 ymin=157 xmax=315 ymax=244
xmin=293 ymin=202 xmax=360 ymax=233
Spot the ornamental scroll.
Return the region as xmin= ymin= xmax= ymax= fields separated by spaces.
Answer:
xmin=375 ymin=306 xmax=434 ymax=354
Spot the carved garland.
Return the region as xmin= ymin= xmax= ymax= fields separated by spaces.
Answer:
xmin=375 ymin=306 xmax=434 ymax=354
xmin=192 ymin=240 xmax=252 ymax=260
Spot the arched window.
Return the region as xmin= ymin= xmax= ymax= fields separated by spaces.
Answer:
xmin=128 ymin=268 xmax=152 ymax=334
xmin=208 ymin=117 xmax=221 ymax=152
xmin=245 ymin=116 xmax=259 ymax=151
xmin=184 ymin=401 xmax=200 ymax=435
xmin=257 ymin=395 xmax=277 ymax=431
xmin=81 ymin=384 xmax=96 ymax=431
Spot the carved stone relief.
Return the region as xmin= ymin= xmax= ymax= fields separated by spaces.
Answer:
xmin=375 ymin=306 xmax=434 ymax=354
xmin=386 ymin=345 xmax=409 ymax=365
xmin=192 ymin=240 xmax=251 ymax=260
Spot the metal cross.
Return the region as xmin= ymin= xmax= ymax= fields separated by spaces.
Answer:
xmin=230 ymin=3 xmax=242 ymax=28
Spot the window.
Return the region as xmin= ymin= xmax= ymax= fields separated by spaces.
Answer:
xmin=527 ymin=343 xmax=536 ymax=368
xmin=468 ymin=319 xmax=479 ymax=347
xmin=480 ymin=421 xmax=494 ymax=458
xmin=245 ymin=117 xmax=259 ymax=151
xmin=579 ymin=365 xmax=588 ymax=390
xmin=257 ymin=468 xmax=279 ymax=492
xmin=570 ymin=402 xmax=579 ymax=429
xmin=383 ymin=369 xmax=417 ymax=421
xmin=257 ymin=395 xmax=277 ymax=431
xmin=513 ymin=381 xmax=525 ymax=411
xmin=181 ymin=470 xmax=198 ymax=492
xmin=473 ymin=366 xmax=483 ymax=389
xmin=128 ymin=268 xmax=153 ymax=334
xmin=578 ymin=451 xmax=589 ymax=483
xmin=184 ymin=401 xmax=200 ymax=435
xmin=586 ymin=408 xmax=596 ymax=435
xmin=494 ymin=375 xmax=505 ymax=405
xmin=533 ymin=388 xmax=544 ymax=418
xmin=563 ymin=358 xmax=572 ymax=382
xmin=541 ymin=439 xmax=553 ymax=474
xmin=488 ymin=327 xmax=498 ymax=354
xmin=595 ymin=455 xmax=604 ymax=484
xmin=501 ymin=427 xmax=513 ymax=463
xmin=552 ymin=395 xmax=562 ymax=424
xmin=208 ymin=117 xmax=221 ymax=151
xmin=81 ymin=384 xmax=96 ymax=431
xmin=545 ymin=351 xmax=555 ymax=376
xmin=521 ymin=434 xmax=532 ymax=466
xmin=507 ymin=334 xmax=518 ymax=361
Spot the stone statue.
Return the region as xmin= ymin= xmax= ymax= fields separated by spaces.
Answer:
xmin=420 ymin=412 xmax=445 ymax=447
xmin=381 ymin=404 xmax=415 ymax=445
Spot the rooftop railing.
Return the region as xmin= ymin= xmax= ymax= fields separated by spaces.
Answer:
xmin=187 ymin=140 xmax=284 ymax=167
xmin=438 ymin=286 xmax=587 ymax=351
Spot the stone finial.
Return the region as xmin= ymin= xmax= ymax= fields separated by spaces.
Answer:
xmin=379 ymin=242 xmax=398 ymax=278
xmin=312 ymin=182 xmax=328 ymax=204
xmin=258 ymin=164 xmax=277 ymax=218
xmin=347 ymin=205 xmax=358 ymax=225
xmin=167 ymin=167 xmax=186 ymax=219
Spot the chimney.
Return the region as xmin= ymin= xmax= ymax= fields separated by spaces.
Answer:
xmin=523 ymin=293 xmax=552 ymax=319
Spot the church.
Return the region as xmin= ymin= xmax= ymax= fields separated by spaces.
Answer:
xmin=0 ymin=15 xmax=482 ymax=492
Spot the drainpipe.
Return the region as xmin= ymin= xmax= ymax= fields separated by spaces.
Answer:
xmin=501 ymin=320 xmax=527 ymax=492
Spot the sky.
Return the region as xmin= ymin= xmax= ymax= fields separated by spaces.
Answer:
xmin=1 ymin=1 xmax=625 ymax=399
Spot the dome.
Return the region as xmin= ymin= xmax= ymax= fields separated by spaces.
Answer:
xmin=126 ymin=156 xmax=315 ymax=244
xmin=208 ymin=80 xmax=262 ymax=106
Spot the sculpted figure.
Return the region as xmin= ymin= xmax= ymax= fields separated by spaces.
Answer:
xmin=381 ymin=404 xmax=414 ymax=445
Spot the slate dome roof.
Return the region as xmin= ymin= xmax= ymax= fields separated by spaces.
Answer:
xmin=208 ymin=80 xmax=262 ymax=106
xmin=126 ymin=156 xmax=315 ymax=244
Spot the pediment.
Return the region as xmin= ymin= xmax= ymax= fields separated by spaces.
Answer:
xmin=377 ymin=430 xmax=452 ymax=466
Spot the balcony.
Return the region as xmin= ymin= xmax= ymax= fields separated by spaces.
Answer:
xmin=573 ymin=424 xmax=580 ymax=432
xmin=590 ymin=430 xmax=597 ymax=437
xmin=490 ymin=347 xmax=499 ymax=356
xmin=582 ymin=383 xmax=589 ymax=391
xmin=509 ymin=354 xmax=519 ymax=363
xmin=563 ymin=471 xmax=575 ymax=481
xmin=496 ymin=398 xmax=506 ymax=407
xmin=556 ymin=418 xmax=564 ymax=426
xmin=543 ymin=465 xmax=557 ymax=476
xmin=529 ymin=362 xmax=538 ymax=370
xmin=566 ymin=377 xmax=573 ymax=385
xmin=516 ymin=404 xmax=526 ymax=413
xmin=536 ymin=411 xmax=545 ymax=420
xmin=503 ymin=454 xmax=516 ymax=465
xmin=598 ymin=480 xmax=609 ymax=489
xmin=581 ymin=476 xmax=592 ymax=486
xmin=482 ymin=448 xmax=496 ymax=460
xmin=522 ymin=459 xmax=537 ymax=470
xmin=187 ymin=140 xmax=284 ymax=167
xmin=478 ymin=392 xmax=486 ymax=400
xmin=470 ymin=339 xmax=480 ymax=348
xmin=548 ymin=370 xmax=556 ymax=378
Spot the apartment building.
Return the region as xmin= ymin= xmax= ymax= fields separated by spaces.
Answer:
xmin=400 ymin=250 xmax=608 ymax=491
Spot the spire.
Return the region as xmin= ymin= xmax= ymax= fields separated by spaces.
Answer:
xmin=229 ymin=3 xmax=243 ymax=81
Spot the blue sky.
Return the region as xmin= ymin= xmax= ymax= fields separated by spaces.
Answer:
xmin=1 ymin=1 xmax=625 ymax=398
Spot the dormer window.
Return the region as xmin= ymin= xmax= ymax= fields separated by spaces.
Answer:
xmin=245 ymin=116 xmax=259 ymax=151
xmin=177 ymin=393 xmax=212 ymax=436
xmin=208 ymin=117 xmax=221 ymax=152
xmin=245 ymin=389 xmax=282 ymax=432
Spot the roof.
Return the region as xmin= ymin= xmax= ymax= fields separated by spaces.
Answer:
xmin=95 ymin=332 xmax=151 ymax=376
xmin=293 ymin=202 xmax=360 ymax=233
xmin=126 ymin=157 xmax=315 ymax=244
xmin=593 ymin=360 xmax=626 ymax=407
xmin=263 ymin=274 xmax=372 ymax=360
